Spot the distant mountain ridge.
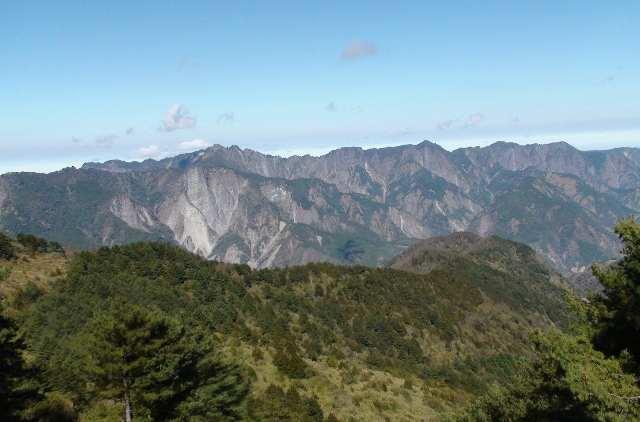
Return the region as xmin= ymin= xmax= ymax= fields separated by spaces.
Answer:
xmin=2 ymin=141 xmax=638 ymax=272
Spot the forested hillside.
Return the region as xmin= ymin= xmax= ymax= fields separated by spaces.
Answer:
xmin=0 ymin=230 xmax=575 ymax=420
xmin=461 ymin=219 xmax=640 ymax=420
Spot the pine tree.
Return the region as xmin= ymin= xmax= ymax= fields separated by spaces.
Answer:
xmin=82 ymin=304 xmax=248 ymax=421
xmin=461 ymin=330 xmax=640 ymax=421
xmin=0 ymin=310 xmax=30 ymax=420
xmin=592 ymin=217 xmax=640 ymax=374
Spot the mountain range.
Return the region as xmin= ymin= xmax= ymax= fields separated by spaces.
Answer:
xmin=1 ymin=140 xmax=637 ymax=274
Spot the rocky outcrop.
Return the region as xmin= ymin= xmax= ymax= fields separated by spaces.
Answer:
xmin=3 ymin=141 xmax=639 ymax=272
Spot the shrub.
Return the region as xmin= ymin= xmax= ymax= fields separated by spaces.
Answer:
xmin=0 ymin=232 xmax=16 ymax=260
xmin=16 ymin=233 xmax=64 ymax=255
xmin=273 ymin=341 xmax=310 ymax=379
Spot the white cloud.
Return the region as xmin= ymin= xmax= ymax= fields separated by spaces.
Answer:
xmin=136 ymin=145 xmax=161 ymax=159
xmin=340 ymin=40 xmax=377 ymax=60
xmin=178 ymin=139 xmax=210 ymax=151
xmin=161 ymin=104 xmax=196 ymax=132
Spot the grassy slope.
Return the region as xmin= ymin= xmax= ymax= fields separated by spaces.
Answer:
xmin=0 ymin=238 xmax=68 ymax=318
xmin=2 ymin=233 xmax=571 ymax=421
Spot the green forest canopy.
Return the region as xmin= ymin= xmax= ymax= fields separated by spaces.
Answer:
xmin=1 ymin=221 xmax=639 ymax=420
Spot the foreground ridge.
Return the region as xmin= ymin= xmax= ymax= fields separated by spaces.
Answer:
xmin=0 ymin=230 xmax=571 ymax=419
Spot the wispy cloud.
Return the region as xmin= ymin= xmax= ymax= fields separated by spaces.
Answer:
xmin=436 ymin=113 xmax=485 ymax=131
xmin=177 ymin=56 xmax=191 ymax=72
xmin=95 ymin=134 xmax=118 ymax=147
xmin=464 ymin=112 xmax=485 ymax=128
xmin=597 ymin=75 xmax=615 ymax=84
xmin=436 ymin=120 xmax=455 ymax=131
xmin=597 ymin=66 xmax=622 ymax=84
xmin=176 ymin=56 xmax=202 ymax=72
xmin=340 ymin=40 xmax=377 ymax=61
xmin=161 ymin=104 xmax=196 ymax=132
xmin=217 ymin=112 xmax=235 ymax=125
xmin=324 ymin=102 xmax=363 ymax=113
xmin=178 ymin=139 xmax=210 ymax=151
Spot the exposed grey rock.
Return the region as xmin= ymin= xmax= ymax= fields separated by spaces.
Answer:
xmin=3 ymin=141 xmax=639 ymax=272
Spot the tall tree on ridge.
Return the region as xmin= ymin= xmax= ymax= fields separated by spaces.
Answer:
xmin=82 ymin=304 xmax=249 ymax=421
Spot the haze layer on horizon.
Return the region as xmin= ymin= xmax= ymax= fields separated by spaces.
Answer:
xmin=1 ymin=1 xmax=638 ymax=174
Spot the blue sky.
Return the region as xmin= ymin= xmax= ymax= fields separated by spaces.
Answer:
xmin=1 ymin=1 xmax=639 ymax=173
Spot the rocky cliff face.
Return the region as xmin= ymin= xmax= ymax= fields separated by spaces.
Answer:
xmin=2 ymin=141 xmax=638 ymax=272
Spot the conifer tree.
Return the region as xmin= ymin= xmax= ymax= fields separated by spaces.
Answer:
xmin=82 ymin=304 xmax=248 ymax=421
xmin=0 ymin=310 xmax=29 ymax=420
xmin=592 ymin=217 xmax=640 ymax=374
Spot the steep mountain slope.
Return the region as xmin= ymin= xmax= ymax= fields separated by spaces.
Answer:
xmin=469 ymin=170 xmax=626 ymax=272
xmin=0 ymin=167 xmax=408 ymax=267
xmin=8 ymin=232 xmax=571 ymax=420
xmin=2 ymin=141 xmax=638 ymax=272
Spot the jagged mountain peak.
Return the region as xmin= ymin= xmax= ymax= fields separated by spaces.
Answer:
xmin=3 ymin=140 xmax=640 ymax=273
xmin=81 ymin=141 xmax=640 ymax=182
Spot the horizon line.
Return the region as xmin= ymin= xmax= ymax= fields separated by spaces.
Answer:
xmin=3 ymin=138 xmax=638 ymax=177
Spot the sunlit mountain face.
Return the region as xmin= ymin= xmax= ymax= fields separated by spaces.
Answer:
xmin=2 ymin=141 xmax=637 ymax=274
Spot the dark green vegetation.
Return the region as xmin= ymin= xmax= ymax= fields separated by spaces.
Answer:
xmin=337 ymin=239 xmax=365 ymax=263
xmin=0 ymin=232 xmax=16 ymax=260
xmin=81 ymin=305 xmax=248 ymax=421
xmin=15 ymin=234 xmax=64 ymax=255
xmin=4 ymin=224 xmax=640 ymax=420
xmin=0 ymin=228 xmax=581 ymax=421
xmin=0 ymin=308 xmax=32 ymax=420
xmin=462 ymin=218 xmax=640 ymax=421
xmin=389 ymin=232 xmax=570 ymax=323
xmin=17 ymin=242 xmax=251 ymax=421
